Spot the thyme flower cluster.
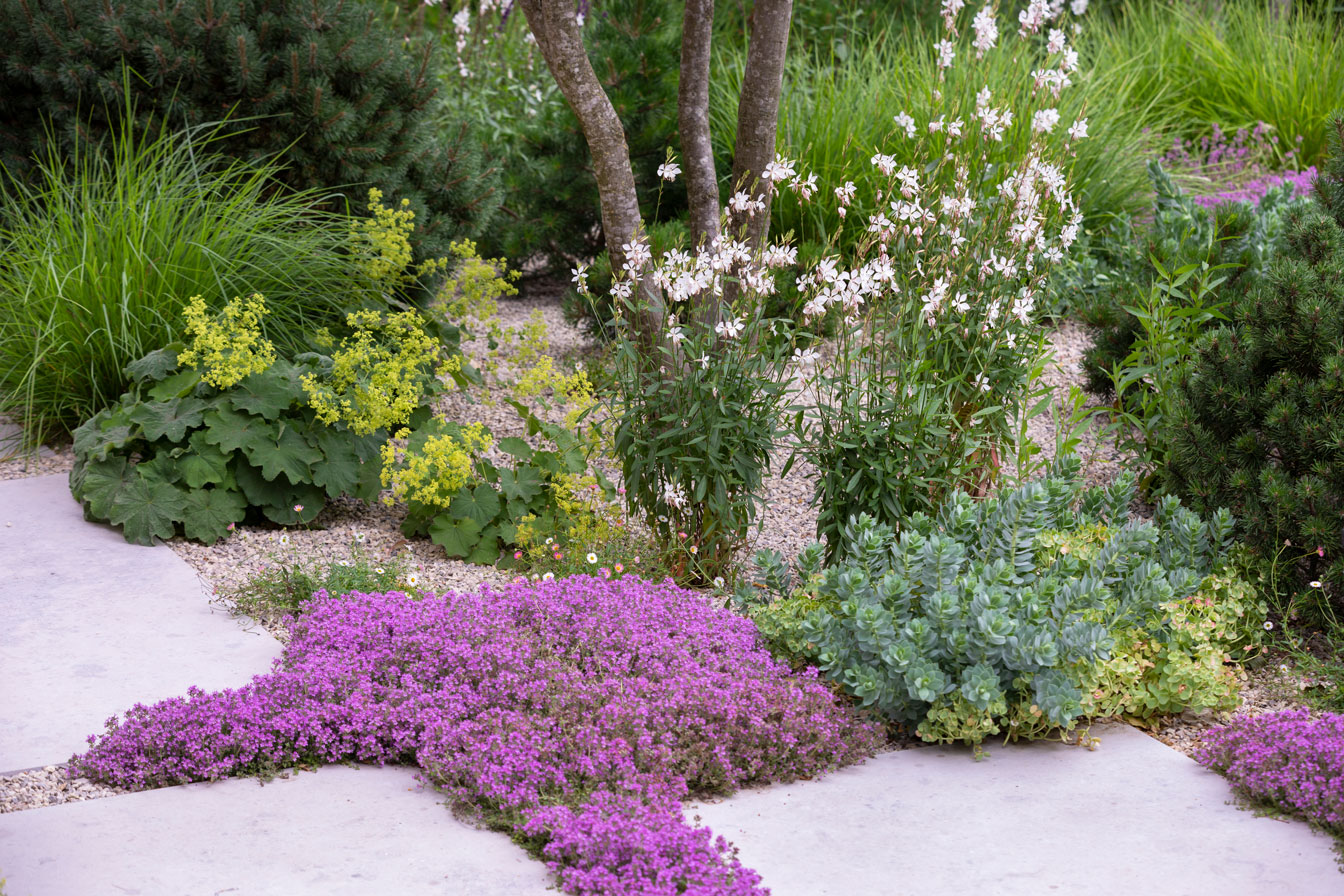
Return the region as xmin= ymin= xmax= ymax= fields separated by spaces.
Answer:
xmin=74 ymin=577 xmax=880 ymax=894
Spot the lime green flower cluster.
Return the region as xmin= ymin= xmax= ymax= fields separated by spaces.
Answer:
xmin=302 ymin=310 xmax=442 ymax=436
xmin=379 ymin=422 xmax=493 ymax=510
xmin=176 ymin=293 xmax=276 ymax=389
xmin=352 ymin=188 xmax=447 ymax=293
xmin=434 ymin=239 xmax=518 ymax=327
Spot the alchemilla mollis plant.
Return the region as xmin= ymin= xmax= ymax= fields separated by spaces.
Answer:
xmin=747 ymin=456 xmax=1251 ymax=746
xmin=73 ymin=576 xmax=881 ymax=895
xmin=69 ymin=295 xmax=446 ymax=544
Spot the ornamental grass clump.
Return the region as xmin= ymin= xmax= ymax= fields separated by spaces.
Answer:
xmin=73 ymin=577 xmax=879 ymax=894
xmin=1194 ymin=709 xmax=1344 ymax=840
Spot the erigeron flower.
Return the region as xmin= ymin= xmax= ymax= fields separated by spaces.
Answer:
xmin=614 ymin=563 xmax=624 ymax=574
xmin=1310 ymin=580 xmax=1323 ymax=589
xmin=406 ymin=571 xmax=421 ymax=588
xmin=293 ymin=504 xmax=304 ymax=513
xmin=375 ymin=567 xmax=385 ymax=575
xmin=713 ymin=577 xmax=725 ymax=588
xmin=1264 ymin=620 xmax=1274 ymax=630
xmin=586 ymin=552 xmax=598 ymax=565
xmin=541 ymin=571 xmax=554 ymax=581
xmin=689 ymin=545 xmax=698 ymax=555
xmin=656 ymin=159 xmax=682 ymax=181
xmin=354 ymin=531 xmax=366 ymax=543
xmin=279 ymin=533 xmax=291 ymax=546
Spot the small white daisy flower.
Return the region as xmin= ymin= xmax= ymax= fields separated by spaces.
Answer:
xmin=586 ymin=552 xmax=598 ymax=564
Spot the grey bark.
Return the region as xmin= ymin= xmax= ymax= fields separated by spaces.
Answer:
xmin=729 ymin=0 xmax=793 ymax=253
xmin=517 ymin=0 xmax=665 ymax=342
xmin=678 ymin=0 xmax=719 ymax=250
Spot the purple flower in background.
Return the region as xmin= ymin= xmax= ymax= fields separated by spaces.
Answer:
xmin=73 ymin=576 xmax=882 ymax=895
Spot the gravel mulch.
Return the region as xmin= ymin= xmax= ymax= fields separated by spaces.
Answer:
xmin=0 ymin=289 xmax=1325 ymax=815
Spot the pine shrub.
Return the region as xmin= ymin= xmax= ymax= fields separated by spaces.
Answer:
xmin=1167 ymin=115 xmax=1344 ymax=612
xmin=0 ymin=0 xmax=499 ymax=264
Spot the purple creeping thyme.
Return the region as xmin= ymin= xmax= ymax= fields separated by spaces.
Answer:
xmin=1193 ymin=167 xmax=1318 ymax=209
xmin=1194 ymin=709 xmax=1344 ymax=836
xmin=73 ymin=576 xmax=881 ymax=895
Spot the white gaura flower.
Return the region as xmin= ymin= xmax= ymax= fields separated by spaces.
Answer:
xmin=1032 ymin=108 xmax=1061 ymax=134
xmin=892 ymin=112 xmax=916 ymax=139
xmin=728 ymin=191 xmax=765 ymax=215
xmin=762 ymin=154 xmax=796 ymax=183
xmin=935 ymin=39 xmax=956 ymax=70
xmin=668 ymin=325 xmax=686 ymax=346
xmin=895 ymin=166 xmax=921 ymax=198
xmin=1046 ymin=28 xmax=1066 ymax=54
xmin=622 ymin=239 xmax=652 ymax=269
xmin=715 ymin=316 xmax=745 ymax=339
xmin=870 ymin=153 xmax=898 ymax=176
xmin=972 ymin=5 xmax=998 ymax=57
xmin=790 ymin=172 xmax=818 ymax=200
xmin=611 ymin=280 xmax=633 ymax=300
xmin=1067 ymin=118 xmax=1089 ymax=141
xmin=793 ymin=346 xmax=820 ymax=366
xmin=835 ymin=181 xmax=857 ymax=206
xmin=663 ymin=481 xmax=688 ymax=509
xmin=657 ymin=159 xmax=682 ymax=181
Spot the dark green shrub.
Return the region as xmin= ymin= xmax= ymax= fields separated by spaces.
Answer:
xmin=744 ymin=456 xmax=1252 ymax=746
xmin=0 ymin=0 xmax=499 ymax=263
xmin=1076 ymin=160 xmax=1310 ymax=397
xmin=1167 ymin=115 xmax=1344 ymax=614
xmin=69 ymin=299 xmax=446 ymax=545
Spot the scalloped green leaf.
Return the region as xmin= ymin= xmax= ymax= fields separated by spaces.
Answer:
xmin=498 ymin=465 xmax=545 ymax=504
xmin=106 ymin=474 xmax=187 ymax=545
xmin=428 ymin=514 xmax=483 ymax=559
xmin=71 ymin=409 xmax=137 ymax=463
xmin=128 ymin=398 xmax=208 ymax=443
xmin=201 ymin=406 xmax=275 ymax=455
xmin=124 ymin=345 xmax=183 ymax=384
xmin=243 ymin=423 xmax=323 ymax=483
xmin=179 ymin=431 xmax=232 ymax=489
xmin=229 ymin=364 xmax=303 ymax=420
xmin=497 ymin=437 xmax=534 ymax=461
xmin=232 ymin=459 xmax=324 ymax=525
xmin=180 ymin=487 xmax=247 ymax=543
xmin=448 ymin=483 xmax=501 ymax=529
xmin=74 ymin=456 xmax=130 ymax=520
xmin=147 ymin=368 xmax=203 ymax=402
xmin=307 ymin=426 xmax=366 ymax=496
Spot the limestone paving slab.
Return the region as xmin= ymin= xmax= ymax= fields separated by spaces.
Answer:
xmin=0 ymin=763 xmax=555 ymax=895
xmin=0 ymin=474 xmax=282 ymax=771
xmin=689 ymin=721 xmax=1341 ymax=895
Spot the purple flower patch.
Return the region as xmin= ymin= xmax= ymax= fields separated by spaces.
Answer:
xmin=73 ymin=576 xmax=882 ymax=894
xmin=1194 ymin=709 xmax=1344 ymax=837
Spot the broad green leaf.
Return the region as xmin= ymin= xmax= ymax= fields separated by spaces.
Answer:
xmin=128 ymin=398 xmax=208 ymax=443
xmin=124 ymin=345 xmax=182 ymax=384
xmin=107 ymin=474 xmax=187 ymax=545
xmin=229 ymin=364 xmax=303 ymax=420
xmin=307 ymin=426 xmax=365 ymax=496
xmin=497 ymin=437 xmax=535 ymax=461
xmin=231 ymin=459 xmax=321 ymax=522
xmin=448 ymin=483 xmax=502 ymax=529
xmin=178 ymin=432 xmax=232 ymax=489
xmin=498 ymin=465 xmax=545 ymax=504
xmin=468 ymin=525 xmax=502 ymax=565
xmin=75 ymin=456 xmax=130 ymax=520
xmin=72 ymin=410 xmax=136 ymax=463
xmin=138 ymin=452 xmax=183 ymax=486
xmin=148 ymin=369 xmax=203 ymax=402
xmin=429 ymin=515 xmax=483 ymax=559
xmin=180 ymin=487 xmax=247 ymax=543
xmin=243 ymin=423 xmax=323 ymax=484
xmin=202 ymin=406 xmax=275 ymax=455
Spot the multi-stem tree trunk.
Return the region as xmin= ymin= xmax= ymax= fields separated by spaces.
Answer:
xmin=519 ymin=0 xmax=792 ymax=346
xmin=517 ymin=0 xmax=666 ymax=344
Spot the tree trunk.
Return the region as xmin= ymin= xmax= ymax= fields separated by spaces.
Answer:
xmin=728 ymin=0 xmax=792 ymax=254
xmin=517 ymin=0 xmax=665 ymax=343
xmin=678 ymin=0 xmax=719 ymax=251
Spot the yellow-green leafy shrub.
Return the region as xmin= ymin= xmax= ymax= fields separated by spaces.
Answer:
xmin=176 ymin=294 xmax=275 ymax=390
xmin=302 ymin=310 xmax=445 ymax=436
